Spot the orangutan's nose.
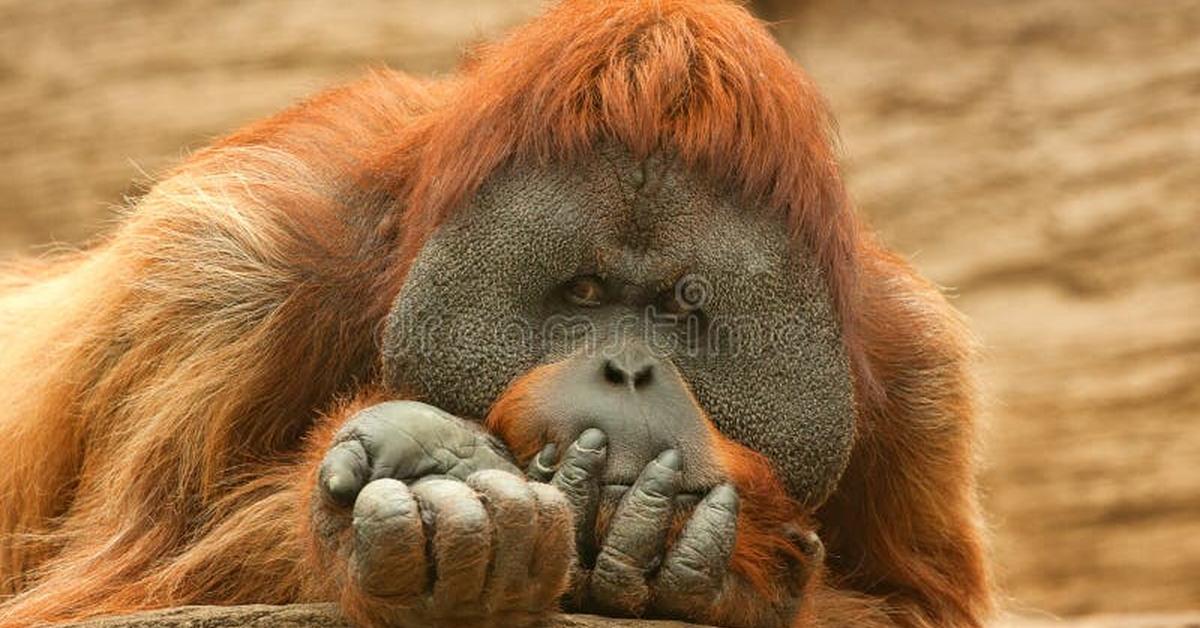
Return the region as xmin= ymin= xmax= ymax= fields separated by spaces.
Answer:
xmin=601 ymin=345 xmax=656 ymax=390
xmin=552 ymin=340 xmax=722 ymax=492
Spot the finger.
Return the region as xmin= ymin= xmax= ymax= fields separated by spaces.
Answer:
xmin=350 ymin=479 xmax=427 ymax=600
xmin=357 ymin=401 xmax=521 ymax=483
xmin=782 ymin=524 xmax=826 ymax=585
xmin=550 ymin=429 xmax=607 ymax=559
xmin=526 ymin=443 xmax=558 ymax=482
xmin=364 ymin=402 xmax=473 ymax=480
xmin=467 ymin=469 xmax=537 ymax=612
xmin=653 ymin=483 xmax=739 ymax=614
xmin=410 ymin=477 xmax=491 ymax=612
xmin=526 ymin=482 xmax=575 ymax=611
xmin=590 ymin=449 xmax=681 ymax=615
xmin=319 ymin=438 xmax=369 ymax=507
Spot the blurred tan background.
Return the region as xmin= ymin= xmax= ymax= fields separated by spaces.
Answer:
xmin=2 ymin=0 xmax=1197 ymax=621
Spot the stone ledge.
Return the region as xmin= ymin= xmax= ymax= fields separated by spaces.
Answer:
xmin=61 ymin=605 xmax=1200 ymax=627
xmin=996 ymin=614 xmax=1200 ymax=628
xmin=64 ymin=604 xmax=702 ymax=627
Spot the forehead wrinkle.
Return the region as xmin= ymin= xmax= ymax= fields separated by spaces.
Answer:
xmin=612 ymin=157 xmax=712 ymax=285
xmin=569 ymin=147 xmax=743 ymax=288
xmin=595 ymin=209 xmax=699 ymax=289
xmin=595 ymin=146 xmax=683 ymax=248
xmin=595 ymin=245 xmax=685 ymax=289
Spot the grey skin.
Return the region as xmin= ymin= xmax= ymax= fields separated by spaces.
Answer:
xmin=314 ymin=402 xmax=577 ymax=625
xmin=313 ymin=149 xmax=854 ymax=626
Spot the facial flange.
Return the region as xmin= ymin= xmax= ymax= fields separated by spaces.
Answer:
xmin=382 ymin=148 xmax=856 ymax=507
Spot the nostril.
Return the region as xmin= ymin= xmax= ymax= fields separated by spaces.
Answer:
xmin=632 ymin=364 xmax=654 ymax=389
xmin=603 ymin=360 xmax=626 ymax=386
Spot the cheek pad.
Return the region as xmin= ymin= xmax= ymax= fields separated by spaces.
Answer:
xmin=674 ymin=257 xmax=856 ymax=508
xmin=381 ymin=167 xmax=599 ymax=419
xmin=381 ymin=247 xmax=538 ymax=420
xmin=681 ymin=340 xmax=855 ymax=508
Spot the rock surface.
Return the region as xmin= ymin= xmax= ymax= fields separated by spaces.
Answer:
xmin=66 ymin=605 xmax=699 ymax=628
xmin=62 ymin=605 xmax=1200 ymax=628
xmin=780 ymin=0 xmax=1200 ymax=615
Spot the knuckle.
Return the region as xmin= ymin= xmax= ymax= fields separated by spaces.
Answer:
xmin=662 ymin=551 xmax=719 ymax=591
xmin=528 ymin=481 xmax=570 ymax=512
xmin=556 ymin=456 xmax=595 ymax=483
xmin=590 ymin=553 xmax=650 ymax=612
xmin=529 ymin=484 xmax=575 ymax=550
xmin=554 ymin=482 xmax=594 ymax=512
xmin=628 ymin=484 xmax=674 ymax=512
xmin=783 ymin=524 xmax=825 ymax=563
xmin=467 ymin=467 xmax=515 ymax=486
xmin=350 ymin=482 xmax=427 ymax=596
xmin=353 ymin=479 xmax=419 ymax=528
xmin=411 ymin=476 xmax=473 ymax=500
xmin=635 ymin=469 xmax=679 ymax=501
xmin=336 ymin=405 xmax=394 ymax=441
xmin=444 ymin=509 xmax=491 ymax=543
xmin=340 ymin=401 xmax=452 ymax=447
xmin=468 ymin=469 xmax=532 ymax=504
xmin=354 ymin=477 xmax=405 ymax=505
xmin=595 ymin=541 xmax=645 ymax=573
xmin=567 ymin=444 xmax=605 ymax=468
xmin=411 ymin=478 xmax=488 ymax=535
xmin=321 ymin=440 xmax=366 ymax=471
xmin=330 ymin=421 xmax=365 ymax=445
xmin=316 ymin=457 xmax=339 ymax=482
xmin=707 ymin=498 xmax=739 ymax=518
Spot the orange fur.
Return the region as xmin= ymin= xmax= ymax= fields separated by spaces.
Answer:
xmin=0 ymin=1 xmax=989 ymax=626
xmin=483 ymin=362 xmax=565 ymax=464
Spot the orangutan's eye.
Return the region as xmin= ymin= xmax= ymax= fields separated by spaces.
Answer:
xmin=564 ymin=276 xmax=605 ymax=307
xmin=659 ymin=291 xmax=691 ymax=317
xmin=660 ymin=275 xmax=707 ymax=318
